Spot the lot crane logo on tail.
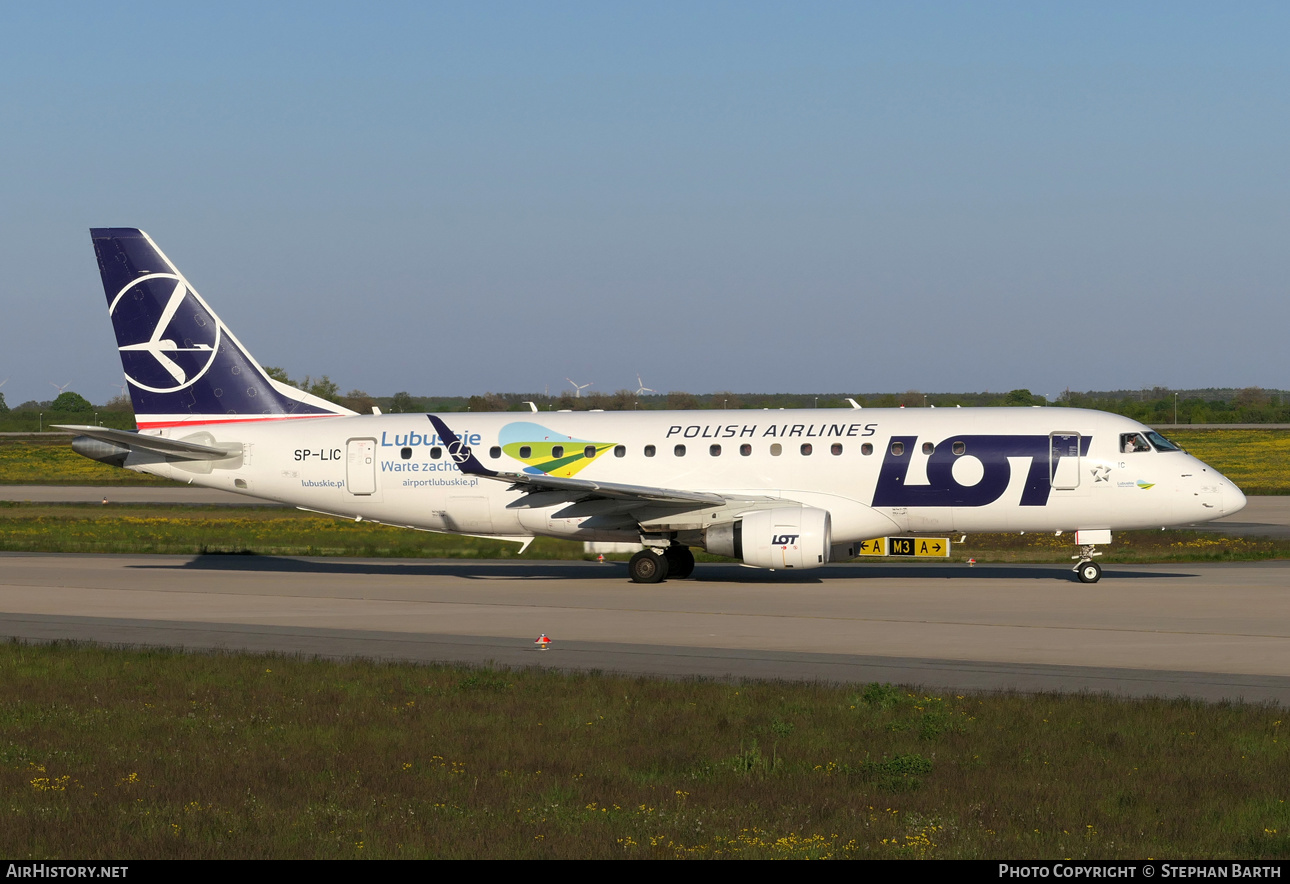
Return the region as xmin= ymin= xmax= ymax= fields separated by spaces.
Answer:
xmin=110 ymin=273 xmax=220 ymax=393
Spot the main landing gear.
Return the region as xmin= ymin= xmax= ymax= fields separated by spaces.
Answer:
xmin=628 ymin=545 xmax=695 ymax=584
xmin=665 ymin=545 xmax=695 ymax=579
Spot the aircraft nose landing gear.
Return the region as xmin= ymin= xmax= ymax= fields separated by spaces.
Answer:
xmin=1070 ymin=531 xmax=1110 ymax=584
xmin=1072 ymin=543 xmax=1103 ymax=583
xmin=1075 ymin=559 xmax=1102 ymax=584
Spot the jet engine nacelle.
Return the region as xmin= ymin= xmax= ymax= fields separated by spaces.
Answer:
xmin=704 ymin=506 xmax=832 ymax=570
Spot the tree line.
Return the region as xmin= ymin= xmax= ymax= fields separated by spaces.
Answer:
xmin=5 ymin=379 xmax=1290 ymax=426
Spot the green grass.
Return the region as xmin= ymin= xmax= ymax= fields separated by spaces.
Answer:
xmin=0 ymin=436 xmax=170 ymax=486
xmin=1 ymin=642 xmax=1287 ymax=859
xmin=0 ymin=503 xmax=587 ymax=558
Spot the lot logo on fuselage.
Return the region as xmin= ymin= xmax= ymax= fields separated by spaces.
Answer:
xmin=108 ymin=274 xmax=221 ymax=393
xmin=872 ymin=434 xmax=1092 ymax=508
xmin=498 ymin=422 xmax=616 ymax=479
xmin=447 ymin=439 xmax=472 ymax=464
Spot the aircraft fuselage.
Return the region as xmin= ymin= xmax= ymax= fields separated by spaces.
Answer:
xmin=123 ymin=406 xmax=1242 ymax=544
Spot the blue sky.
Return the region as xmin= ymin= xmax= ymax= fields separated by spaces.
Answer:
xmin=1 ymin=2 xmax=1287 ymax=405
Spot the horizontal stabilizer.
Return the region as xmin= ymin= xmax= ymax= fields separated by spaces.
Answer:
xmin=54 ymin=425 xmax=235 ymax=461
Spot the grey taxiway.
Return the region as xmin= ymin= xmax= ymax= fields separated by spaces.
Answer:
xmin=2 ymin=486 xmax=1288 ymax=702
xmin=2 ymin=545 xmax=1288 ymax=704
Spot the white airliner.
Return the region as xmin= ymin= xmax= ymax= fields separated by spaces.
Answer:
xmin=63 ymin=229 xmax=1246 ymax=584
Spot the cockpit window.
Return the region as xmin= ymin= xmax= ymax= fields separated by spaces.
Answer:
xmin=1120 ymin=433 xmax=1152 ymax=454
xmin=1145 ymin=431 xmax=1182 ymax=452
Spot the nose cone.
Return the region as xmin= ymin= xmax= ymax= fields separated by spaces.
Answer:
xmin=1221 ymin=479 xmax=1247 ymax=517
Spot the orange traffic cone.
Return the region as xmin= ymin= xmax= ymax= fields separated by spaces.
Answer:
xmin=535 ymin=634 xmax=551 ymax=650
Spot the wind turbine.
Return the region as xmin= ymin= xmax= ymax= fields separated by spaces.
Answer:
xmin=50 ymin=381 xmax=71 ymax=396
xmin=566 ymin=378 xmax=592 ymax=398
xmin=635 ymin=374 xmax=655 ymax=396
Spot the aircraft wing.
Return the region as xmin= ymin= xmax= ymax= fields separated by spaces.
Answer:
xmin=426 ymin=414 xmax=736 ymax=506
xmin=475 ymin=469 xmax=726 ymax=505
xmin=53 ymin=425 xmax=235 ymax=461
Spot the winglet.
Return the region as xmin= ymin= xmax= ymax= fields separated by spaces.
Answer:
xmin=425 ymin=414 xmax=498 ymax=477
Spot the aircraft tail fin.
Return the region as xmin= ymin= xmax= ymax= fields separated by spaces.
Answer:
xmin=89 ymin=228 xmax=355 ymax=429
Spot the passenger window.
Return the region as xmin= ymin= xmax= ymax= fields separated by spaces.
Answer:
xmin=770 ymin=443 xmax=782 ymax=456
xmin=430 ymin=447 xmax=442 ymax=459
xmin=519 ymin=445 xmax=531 ymax=458
xmin=831 ymin=443 xmax=842 ymax=456
xmin=644 ymin=445 xmax=656 ymax=457
xmin=953 ymin=441 xmax=965 ymax=456
xmin=400 ymin=447 xmax=412 ymax=460
xmin=922 ymin=442 xmax=934 ymax=455
xmin=740 ymin=444 xmax=752 ymax=456
xmin=709 ymin=444 xmax=721 ymax=456
xmin=674 ymin=444 xmax=686 ymax=456
xmin=552 ymin=445 xmax=564 ymax=458
xmin=584 ymin=445 xmax=596 ymax=459
xmin=489 ymin=446 xmax=501 ymax=459
xmin=891 ymin=442 xmax=904 ymax=456
xmin=861 ymin=443 xmax=873 ymax=456
xmin=614 ymin=445 xmax=626 ymax=457
xmin=800 ymin=443 xmax=813 ymax=456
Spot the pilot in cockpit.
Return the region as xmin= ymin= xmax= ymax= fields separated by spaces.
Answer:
xmin=1121 ymin=433 xmax=1150 ymax=453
